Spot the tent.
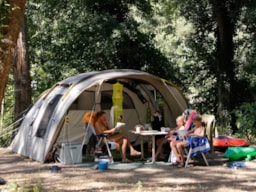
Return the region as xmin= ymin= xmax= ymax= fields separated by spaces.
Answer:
xmin=11 ymin=69 xmax=188 ymax=163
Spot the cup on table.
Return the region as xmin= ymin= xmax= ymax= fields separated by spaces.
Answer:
xmin=135 ymin=126 xmax=141 ymax=133
xmin=161 ymin=127 xmax=166 ymax=132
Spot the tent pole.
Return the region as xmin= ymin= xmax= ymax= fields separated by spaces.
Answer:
xmin=81 ymin=81 xmax=103 ymax=159
xmin=95 ymin=81 xmax=103 ymax=111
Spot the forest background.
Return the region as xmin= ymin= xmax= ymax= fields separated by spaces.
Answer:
xmin=0 ymin=0 xmax=255 ymax=146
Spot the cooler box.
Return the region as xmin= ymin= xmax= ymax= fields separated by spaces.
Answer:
xmin=59 ymin=143 xmax=83 ymax=164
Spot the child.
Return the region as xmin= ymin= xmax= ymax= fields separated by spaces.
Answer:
xmin=168 ymin=116 xmax=186 ymax=142
xmin=171 ymin=114 xmax=205 ymax=167
xmin=154 ymin=116 xmax=185 ymax=161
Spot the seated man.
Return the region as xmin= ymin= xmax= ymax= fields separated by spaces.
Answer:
xmin=171 ymin=114 xmax=205 ymax=167
xmin=94 ymin=111 xmax=141 ymax=163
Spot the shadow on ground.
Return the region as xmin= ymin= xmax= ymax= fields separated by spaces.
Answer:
xmin=0 ymin=148 xmax=256 ymax=192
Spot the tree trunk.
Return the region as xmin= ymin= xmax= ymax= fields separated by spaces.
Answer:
xmin=13 ymin=16 xmax=31 ymax=123
xmin=213 ymin=0 xmax=240 ymax=132
xmin=0 ymin=0 xmax=26 ymax=112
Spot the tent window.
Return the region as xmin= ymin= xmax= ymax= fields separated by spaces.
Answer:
xmin=101 ymin=91 xmax=135 ymax=110
xmin=36 ymin=94 xmax=62 ymax=138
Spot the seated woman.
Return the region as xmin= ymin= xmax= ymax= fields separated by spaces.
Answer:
xmin=171 ymin=114 xmax=205 ymax=167
xmin=154 ymin=115 xmax=185 ymax=161
xmin=94 ymin=111 xmax=141 ymax=163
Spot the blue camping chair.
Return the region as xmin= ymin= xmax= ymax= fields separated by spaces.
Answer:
xmin=184 ymin=114 xmax=216 ymax=167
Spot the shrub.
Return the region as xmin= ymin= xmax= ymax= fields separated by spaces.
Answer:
xmin=234 ymin=102 xmax=256 ymax=143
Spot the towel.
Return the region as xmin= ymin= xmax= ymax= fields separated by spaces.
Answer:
xmin=187 ymin=136 xmax=211 ymax=156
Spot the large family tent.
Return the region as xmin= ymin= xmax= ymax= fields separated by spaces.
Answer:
xmin=11 ymin=69 xmax=188 ymax=163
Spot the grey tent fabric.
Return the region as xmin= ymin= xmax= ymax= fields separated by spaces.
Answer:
xmin=11 ymin=69 xmax=187 ymax=162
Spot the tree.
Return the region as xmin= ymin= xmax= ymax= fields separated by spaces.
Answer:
xmin=25 ymin=0 xmax=172 ymax=94
xmin=13 ymin=16 xmax=31 ymax=122
xmin=174 ymin=0 xmax=256 ymax=132
xmin=0 ymin=0 xmax=27 ymax=111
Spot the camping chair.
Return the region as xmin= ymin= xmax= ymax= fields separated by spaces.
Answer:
xmin=85 ymin=123 xmax=116 ymax=164
xmin=167 ymin=109 xmax=197 ymax=163
xmin=168 ymin=113 xmax=214 ymax=167
xmin=184 ymin=136 xmax=210 ymax=168
xmin=82 ymin=112 xmax=116 ymax=164
xmin=201 ymin=114 xmax=217 ymax=153
xmin=184 ymin=114 xmax=215 ymax=167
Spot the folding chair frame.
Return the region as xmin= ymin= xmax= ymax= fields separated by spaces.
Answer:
xmin=95 ymin=134 xmax=114 ymax=164
xmin=84 ymin=123 xmax=115 ymax=164
xmin=184 ymin=147 xmax=209 ymax=168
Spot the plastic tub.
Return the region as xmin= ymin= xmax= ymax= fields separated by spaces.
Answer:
xmin=98 ymin=161 xmax=108 ymax=171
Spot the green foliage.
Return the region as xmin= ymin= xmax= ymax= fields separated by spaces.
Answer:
xmin=138 ymin=0 xmax=217 ymax=113
xmin=135 ymin=180 xmax=143 ymax=190
xmin=26 ymin=0 xmax=171 ymax=94
xmin=0 ymin=73 xmax=15 ymax=147
xmin=25 ymin=0 xmax=256 ymax=112
xmin=234 ymin=102 xmax=256 ymax=143
xmin=2 ymin=0 xmax=255 ymax=140
xmin=165 ymin=0 xmax=256 ymax=125
xmin=236 ymin=2 xmax=256 ymax=96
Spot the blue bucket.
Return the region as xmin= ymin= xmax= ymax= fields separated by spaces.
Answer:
xmin=98 ymin=161 xmax=108 ymax=171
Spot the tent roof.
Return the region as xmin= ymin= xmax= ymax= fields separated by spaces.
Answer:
xmin=57 ymin=69 xmax=168 ymax=86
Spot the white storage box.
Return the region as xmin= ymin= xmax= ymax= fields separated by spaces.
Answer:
xmin=59 ymin=143 xmax=83 ymax=164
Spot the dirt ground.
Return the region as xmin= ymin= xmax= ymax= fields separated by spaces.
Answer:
xmin=0 ymin=147 xmax=256 ymax=192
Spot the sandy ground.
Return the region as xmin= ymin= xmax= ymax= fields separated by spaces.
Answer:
xmin=0 ymin=147 xmax=256 ymax=192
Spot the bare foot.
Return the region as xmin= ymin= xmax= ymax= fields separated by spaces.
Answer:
xmin=177 ymin=162 xmax=185 ymax=168
xmin=130 ymin=150 xmax=141 ymax=156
